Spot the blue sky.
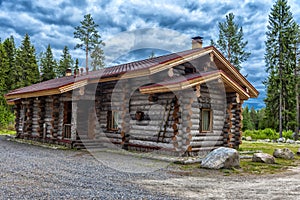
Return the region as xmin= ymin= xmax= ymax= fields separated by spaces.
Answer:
xmin=1 ymin=0 xmax=300 ymax=109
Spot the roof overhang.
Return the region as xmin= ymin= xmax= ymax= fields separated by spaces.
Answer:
xmin=139 ymin=70 xmax=250 ymax=100
xmin=5 ymin=79 xmax=88 ymax=101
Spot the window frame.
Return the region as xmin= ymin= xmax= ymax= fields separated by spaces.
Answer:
xmin=107 ymin=110 xmax=119 ymax=131
xmin=200 ymin=108 xmax=212 ymax=133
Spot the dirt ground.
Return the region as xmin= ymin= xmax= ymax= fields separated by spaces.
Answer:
xmin=137 ymin=165 xmax=300 ymax=199
xmin=2 ymin=135 xmax=300 ymax=199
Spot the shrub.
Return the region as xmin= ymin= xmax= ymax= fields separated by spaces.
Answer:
xmin=282 ymin=130 xmax=294 ymax=139
xmin=0 ymin=105 xmax=15 ymax=129
xmin=243 ymin=128 xmax=278 ymax=140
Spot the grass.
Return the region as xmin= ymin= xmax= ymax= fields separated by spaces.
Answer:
xmin=0 ymin=129 xmax=16 ymax=135
xmin=237 ymin=141 xmax=300 ymax=175
xmin=177 ymin=141 xmax=300 ymax=176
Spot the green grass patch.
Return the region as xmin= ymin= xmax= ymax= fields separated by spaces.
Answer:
xmin=176 ymin=141 xmax=300 ymax=176
xmin=0 ymin=129 xmax=16 ymax=135
xmin=238 ymin=141 xmax=300 ymax=174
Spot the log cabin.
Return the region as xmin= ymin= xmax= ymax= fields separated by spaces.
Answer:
xmin=5 ymin=37 xmax=258 ymax=156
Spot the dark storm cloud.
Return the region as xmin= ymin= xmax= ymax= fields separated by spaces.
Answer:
xmin=1 ymin=0 xmax=298 ymax=108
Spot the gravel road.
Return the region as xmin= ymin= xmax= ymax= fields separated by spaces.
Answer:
xmin=0 ymin=136 xmax=179 ymax=199
xmin=1 ymin=135 xmax=300 ymax=200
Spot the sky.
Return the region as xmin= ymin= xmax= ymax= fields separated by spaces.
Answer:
xmin=1 ymin=0 xmax=300 ymax=109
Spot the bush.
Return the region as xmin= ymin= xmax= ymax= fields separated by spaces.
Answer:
xmin=0 ymin=105 xmax=15 ymax=129
xmin=243 ymin=128 xmax=279 ymax=140
xmin=282 ymin=130 xmax=294 ymax=139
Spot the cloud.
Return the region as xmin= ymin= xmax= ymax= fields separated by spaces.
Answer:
xmin=0 ymin=0 xmax=297 ymax=109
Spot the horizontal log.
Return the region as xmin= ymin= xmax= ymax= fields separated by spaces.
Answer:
xmin=192 ymin=135 xmax=223 ymax=141
xmin=129 ymin=135 xmax=172 ymax=143
xmin=128 ymin=139 xmax=174 ymax=149
xmin=190 ymin=140 xmax=223 ymax=147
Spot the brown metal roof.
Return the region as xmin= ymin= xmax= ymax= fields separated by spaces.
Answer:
xmin=5 ymin=47 xmax=206 ymax=98
xmin=5 ymin=46 xmax=259 ymax=100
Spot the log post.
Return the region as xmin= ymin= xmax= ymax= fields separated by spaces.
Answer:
xmin=57 ymin=98 xmax=64 ymax=139
xmin=14 ymin=103 xmax=22 ymax=138
xmin=119 ymin=79 xmax=130 ymax=150
xmin=71 ymin=101 xmax=78 ymax=140
xmin=175 ymin=90 xmax=194 ymax=155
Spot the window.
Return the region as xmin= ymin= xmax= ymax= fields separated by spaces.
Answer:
xmin=107 ymin=111 xmax=119 ymax=131
xmin=201 ymin=109 xmax=212 ymax=132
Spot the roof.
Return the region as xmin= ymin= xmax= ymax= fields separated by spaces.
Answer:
xmin=139 ymin=70 xmax=250 ymax=100
xmin=5 ymin=46 xmax=259 ymax=101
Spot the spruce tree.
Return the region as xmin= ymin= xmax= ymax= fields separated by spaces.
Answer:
xmin=74 ymin=58 xmax=79 ymax=75
xmin=40 ymin=44 xmax=57 ymax=81
xmin=2 ymin=36 xmax=16 ymax=91
xmin=212 ymin=13 xmax=250 ymax=71
xmin=74 ymin=14 xmax=104 ymax=73
xmin=264 ymin=0 xmax=298 ymax=136
xmin=14 ymin=34 xmax=39 ymax=89
xmin=57 ymin=46 xmax=73 ymax=77
xmin=0 ymin=42 xmax=14 ymax=128
xmin=0 ymin=43 xmax=9 ymax=94
xmin=91 ymin=44 xmax=105 ymax=71
xmin=242 ymin=106 xmax=255 ymax=131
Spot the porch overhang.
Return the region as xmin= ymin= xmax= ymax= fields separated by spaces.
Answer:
xmin=139 ymin=70 xmax=250 ymax=100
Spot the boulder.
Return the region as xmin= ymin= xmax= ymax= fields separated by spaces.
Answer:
xmin=264 ymin=139 xmax=271 ymax=143
xmin=273 ymin=148 xmax=294 ymax=160
xmin=245 ymin=136 xmax=252 ymax=141
xmin=286 ymin=139 xmax=295 ymax=144
xmin=277 ymin=137 xmax=286 ymax=143
xmin=297 ymin=148 xmax=300 ymax=155
xmin=252 ymin=153 xmax=275 ymax=164
xmin=201 ymin=147 xmax=240 ymax=169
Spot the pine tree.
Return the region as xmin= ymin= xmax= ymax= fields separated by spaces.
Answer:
xmin=242 ymin=106 xmax=255 ymax=131
xmin=74 ymin=14 xmax=104 ymax=73
xmin=57 ymin=46 xmax=73 ymax=77
xmin=14 ymin=34 xmax=39 ymax=89
xmin=212 ymin=13 xmax=250 ymax=71
xmin=0 ymin=43 xmax=9 ymax=94
xmin=91 ymin=44 xmax=105 ymax=71
xmin=74 ymin=58 xmax=79 ymax=75
xmin=2 ymin=36 xmax=16 ymax=91
xmin=40 ymin=44 xmax=57 ymax=81
xmin=264 ymin=0 xmax=298 ymax=136
xmin=0 ymin=42 xmax=14 ymax=128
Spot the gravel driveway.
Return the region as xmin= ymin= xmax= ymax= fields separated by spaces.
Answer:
xmin=1 ymin=136 xmax=300 ymax=200
xmin=0 ymin=136 xmax=179 ymax=199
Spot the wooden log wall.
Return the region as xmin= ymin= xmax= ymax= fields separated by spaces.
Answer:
xmin=189 ymin=82 xmax=226 ymax=156
xmin=92 ymin=76 xmax=179 ymax=153
xmin=31 ymin=98 xmax=45 ymax=138
xmin=71 ymin=101 xmax=78 ymax=140
xmin=128 ymin=90 xmax=176 ymax=152
xmin=93 ymin=81 xmax=123 ymax=146
xmin=22 ymin=99 xmax=33 ymax=137
xmin=14 ymin=103 xmax=22 ymax=137
xmin=175 ymin=90 xmax=194 ymax=155
xmin=119 ymin=79 xmax=130 ymax=149
xmin=224 ymin=92 xmax=243 ymax=149
xmin=57 ymin=97 xmax=64 ymax=140
xmin=44 ymin=96 xmax=54 ymax=139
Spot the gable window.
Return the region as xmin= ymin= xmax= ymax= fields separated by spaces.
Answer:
xmin=201 ymin=109 xmax=212 ymax=132
xmin=107 ymin=111 xmax=119 ymax=131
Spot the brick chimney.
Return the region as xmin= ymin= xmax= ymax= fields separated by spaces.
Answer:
xmin=65 ymin=68 xmax=72 ymax=76
xmin=192 ymin=36 xmax=203 ymax=49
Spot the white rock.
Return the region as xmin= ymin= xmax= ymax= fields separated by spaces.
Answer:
xmin=252 ymin=153 xmax=275 ymax=164
xmin=286 ymin=139 xmax=295 ymax=144
xmin=277 ymin=137 xmax=286 ymax=143
xmin=201 ymin=147 xmax=240 ymax=169
xmin=273 ymin=148 xmax=294 ymax=160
